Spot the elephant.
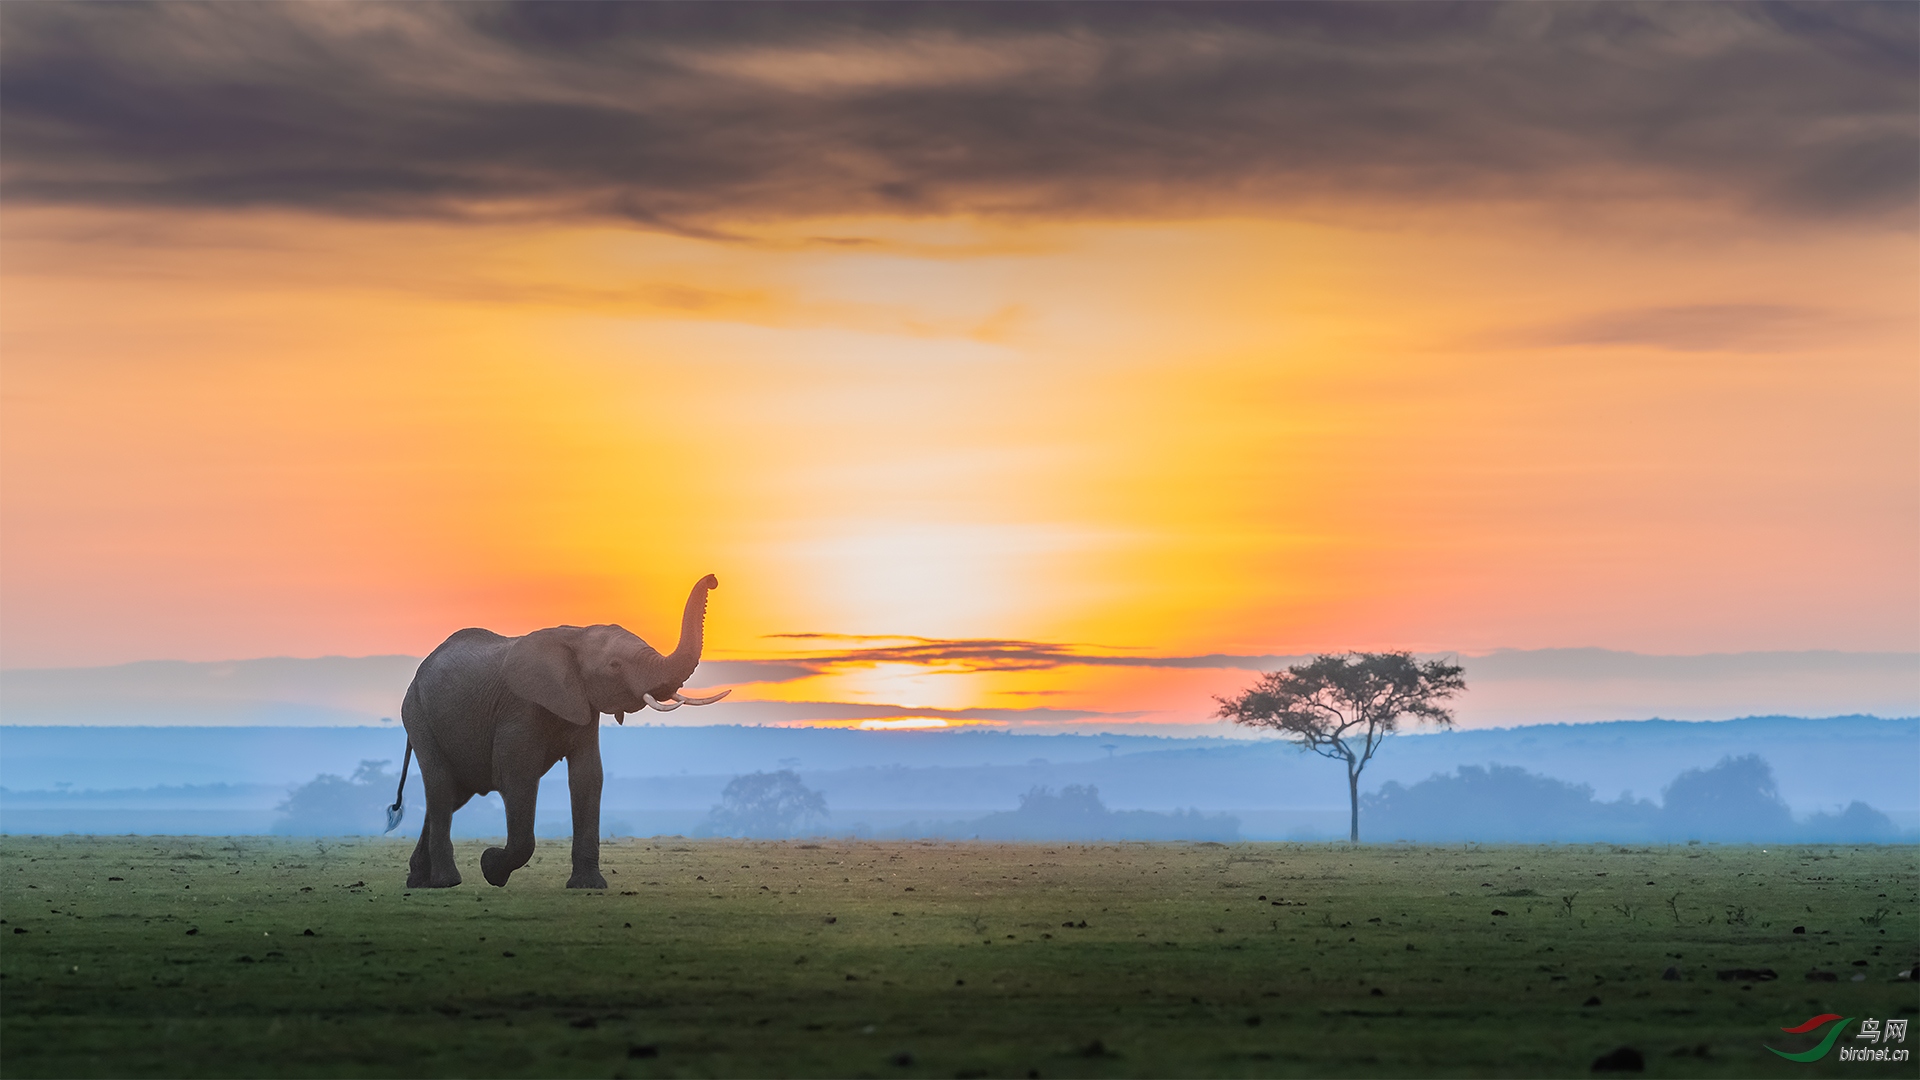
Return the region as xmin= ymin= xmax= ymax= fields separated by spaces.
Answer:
xmin=385 ymin=574 xmax=731 ymax=889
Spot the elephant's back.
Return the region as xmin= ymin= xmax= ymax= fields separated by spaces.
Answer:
xmin=405 ymin=629 xmax=514 ymax=791
xmin=430 ymin=627 xmax=509 ymax=655
xmin=411 ymin=629 xmax=511 ymax=704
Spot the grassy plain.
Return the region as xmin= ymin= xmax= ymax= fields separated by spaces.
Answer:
xmin=1 ymin=836 xmax=1914 ymax=1078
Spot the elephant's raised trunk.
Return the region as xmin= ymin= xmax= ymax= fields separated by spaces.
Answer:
xmin=666 ymin=574 xmax=717 ymax=684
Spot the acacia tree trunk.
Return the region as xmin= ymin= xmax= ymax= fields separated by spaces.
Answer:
xmin=1347 ymin=760 xmax=1361 ymax=843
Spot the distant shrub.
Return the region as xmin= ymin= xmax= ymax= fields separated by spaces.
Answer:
xmin=699 ymin=770 xmax=829 ymax=838
xmin=1799 ymin=800 xmax=1899 ymax=843
xmin=1660 ymin=754 xmax=1793 ymax=842
xmin=273 ymin=760 xmax=396 ymax=836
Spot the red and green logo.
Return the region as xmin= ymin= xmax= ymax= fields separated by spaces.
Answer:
xmin=1768 ymin=1014 xmax=1853 ymax=1062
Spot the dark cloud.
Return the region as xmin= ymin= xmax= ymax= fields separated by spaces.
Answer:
xmin=2 ymin=2 xmax=1911 ymax=229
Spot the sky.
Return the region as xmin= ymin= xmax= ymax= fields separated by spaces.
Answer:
xmin=2 ymin=2 xmax=1916 ymax=731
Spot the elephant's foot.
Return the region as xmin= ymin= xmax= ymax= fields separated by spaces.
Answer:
xmin=480 ymin=846 xmax=514 ymax=887
xmin=566 ymin=868 xmax=608 ymax=890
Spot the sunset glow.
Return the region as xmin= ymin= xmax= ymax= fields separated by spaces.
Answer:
xmin=2 ymin=4 xmax=1914 ymax=730
xmin=854 ymin=718 xmax=957 ymax=732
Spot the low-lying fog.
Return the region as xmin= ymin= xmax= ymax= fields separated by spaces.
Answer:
xmin=3 ymin=716 xmax=1913 ymax=843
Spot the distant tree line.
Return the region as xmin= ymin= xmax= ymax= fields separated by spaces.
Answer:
xmin=1363 ymin=755 xmax=1904 ymax=844
xmin=885 ymin=785 xmax=1240 ymax=842
xmin=692 ymin=773 xmax=1239 ymax=842
xmin=960 ymin=785 xmax=1239 ymax=842
xmin=272 ymin=752 xmax=1903 ymax=844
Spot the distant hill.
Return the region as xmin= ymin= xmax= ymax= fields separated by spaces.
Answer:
xmin=0 ymin=655 xmax=788 ymax=727
xmin=0 ymin=656 xmax=421 ymax=726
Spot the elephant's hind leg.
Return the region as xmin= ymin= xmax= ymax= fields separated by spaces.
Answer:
xmin=406 ymin=825 xmax=432 ymax=889
xmin=422 ymin=795 xmax=464 ymax=888
xmin=414 ymin=774 xmax=467 ymax=888
xmin=404 ymin=796 xmax=464 ymax=888
xmin=408 ymin=820 xmax=461 ymax=888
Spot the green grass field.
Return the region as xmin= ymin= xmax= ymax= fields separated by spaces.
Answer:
xmin=2 ymin=836 xmax=1913 ymax=1078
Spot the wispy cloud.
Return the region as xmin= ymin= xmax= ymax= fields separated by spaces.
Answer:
xmin=726 ymin=637 xmax=1920 ymax=685
xmin=1501 ymin=304 xmax=1842 ymax=353
xmin=688 ymin=698 xmax=1145 ymax=729
xmin=3 ymin=3 xmax=1910 ymax=229
xmin=754 ymin=633 xmax=1312 ymax=675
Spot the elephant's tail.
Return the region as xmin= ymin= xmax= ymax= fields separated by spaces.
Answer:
xmin=384 ymin=741 xmax=413 ymax=834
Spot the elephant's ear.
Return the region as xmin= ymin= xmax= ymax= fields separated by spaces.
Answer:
xmin=504 ymin=628 xmax=595 ymax=726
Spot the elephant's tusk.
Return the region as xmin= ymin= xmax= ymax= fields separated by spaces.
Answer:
xmin=642 ymin=693 xmax=682 ymax=712
xmin=672 ymin=689 xmax=732 ymax=706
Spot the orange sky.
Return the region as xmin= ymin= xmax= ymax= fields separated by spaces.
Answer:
xmin=1 ymin=4 xmax=1915 ymax=728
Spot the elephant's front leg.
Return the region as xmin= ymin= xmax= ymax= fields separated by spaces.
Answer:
xmin=565 ymin=744 xmax=607 ymax=889
xmin=481 ymin=778 xmax=537 ymax=887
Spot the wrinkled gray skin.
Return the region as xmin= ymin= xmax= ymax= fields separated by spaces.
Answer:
xmin=400 ymin=574 xmax=724 ymax=889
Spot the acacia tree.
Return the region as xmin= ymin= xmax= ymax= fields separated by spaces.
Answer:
xmin=1215 ymin=652 xmax=1465 ymax=842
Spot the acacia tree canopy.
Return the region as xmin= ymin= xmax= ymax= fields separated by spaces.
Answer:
xmin=1215 ymin=652 xmax=1465 ymax=842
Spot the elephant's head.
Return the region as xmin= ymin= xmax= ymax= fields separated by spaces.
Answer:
xmin=502 ymin=574 xmax=731 ymax=726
